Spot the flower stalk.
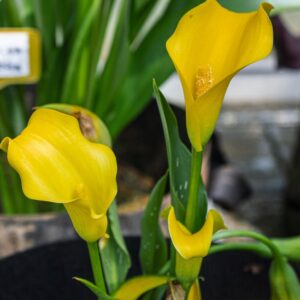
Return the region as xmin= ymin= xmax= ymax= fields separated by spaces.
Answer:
xmin=175 ymin=252 xmax=202 ymax=291
xmin=87 ymin=241 xmax=106 ymax=296
xmin=213 ymin=230 xmax=282 ymax=262
xmin=185 ymin=148 xmax=205 ymax=232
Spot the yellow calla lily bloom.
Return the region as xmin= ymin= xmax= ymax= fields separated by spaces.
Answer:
xmin=0 ymin=108 xmax=117 ymax=242
xmin=168 ymin=206 xmax=226 ymax=287
xmin=166 ymin=0 xmax=273 ymax=151
xmin=168 ymin=206 xmax=225 ymax=259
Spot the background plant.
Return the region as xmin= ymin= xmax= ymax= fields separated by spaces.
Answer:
xmin=0 ymin=0 xmax=202 ymax=214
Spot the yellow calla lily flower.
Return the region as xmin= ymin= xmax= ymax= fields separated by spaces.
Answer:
xmin=168 ymin=206 xmax=226 ymax=260
xmin=0 ymin=108 xmax=117 ymax=242
xmin=166 ymin=0 xmax=273 ymax=151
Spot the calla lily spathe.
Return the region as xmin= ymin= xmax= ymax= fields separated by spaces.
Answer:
xmin=166 ymin=0 xmax=273 ymax=151
xmin=168 ymin=206 xmax=226 ymax=292
xmin=0 ymin=108 xmax=117 ymax=242
xmin=168 ymin=206 xmax=225 ymax=259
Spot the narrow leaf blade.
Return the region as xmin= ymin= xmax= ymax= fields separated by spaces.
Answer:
xmin=73 ymin=277 xmax=115 ymax=300
xmin=106 ymin=0 xmax=202 ymax=138
xmin=140 ymin=172 xmax=168 ymax=274
xmin=153 ymin=81 xmax=207 ymax=227
xmin=100 ymin=202 xmax=131 ymax=293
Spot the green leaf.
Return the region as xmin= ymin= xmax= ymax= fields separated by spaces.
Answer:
xmin=94 ymin=0 xmax=131 ymax=117
xmin=218 ymin=0 xmax=300 ymax=15
xmin=33 ymin=0 xmax=56 ymax=58
xmin=85 ymin=0 xmax=113 ymax=108
xmin=153 ymin=81 xmax=207 ymax=227
xmin=53 ymin=0 xmax=74 ymax=47
xmin=13 ymin=0 xmax=34 ymax=26
xmin=129 ymin=0 xmax=158 ymax=42
xmin=1 ymin=0 xmax=22 ymax=26
xmin=140 ymin=172 xmax=168 ymax=274
xmin=133 ymin=0 xmax=153 ymax=13
xmin=130 ymin=0 xmax=170 ymax=51
xmin=4 ymin=87 xmax=26 ymax=135
xmin=100 ymin=202 xmax=131 ymax=293
xmin=61 ymin=0 xmax=100 ymax=102
xmin=73 ymin=277 xmax=115 ymax=300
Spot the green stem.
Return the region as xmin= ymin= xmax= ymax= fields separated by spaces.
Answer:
xmin=213 ymin=230 xmax=283 ymax=262
xmin=185 ymin=148 xmax=203 ymax=232
xmin=87 ymin=241 xmax=106 ymax=296
xmin=209 ymin=242 xmax=272 ymax=258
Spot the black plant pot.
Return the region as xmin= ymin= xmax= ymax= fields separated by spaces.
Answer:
xmin=0 ymin=237 xmax=298 ymax=300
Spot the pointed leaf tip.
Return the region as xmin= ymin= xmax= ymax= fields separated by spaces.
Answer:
xmin=152 ymin=78 xmax=159 ymax=93
xmin=73 ymin=277 xmax=115 ymax=300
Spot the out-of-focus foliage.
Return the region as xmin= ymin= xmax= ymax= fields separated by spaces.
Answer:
xmin=0 ymin=0 xmax=201 ymax=213
xmin=0 ymin=0 xmax=203 ymax=138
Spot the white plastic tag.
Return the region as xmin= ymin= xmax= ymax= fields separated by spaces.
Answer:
xmin=0 ymin=32 xmax=30 ymax=78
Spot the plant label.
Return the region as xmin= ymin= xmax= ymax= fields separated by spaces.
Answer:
xmin=0 ymin=29 xmax=41 ymax=89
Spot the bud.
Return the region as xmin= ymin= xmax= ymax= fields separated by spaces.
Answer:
xmin=41 ymin=104 xmax=112 ymax=147
xmin=168 ymin=207 xmax=225 ymax=289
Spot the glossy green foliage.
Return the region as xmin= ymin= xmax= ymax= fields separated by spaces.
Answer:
xmin=100 ymin=202 xmax=131 ymax=294
xmin=74 ymin=277 xmax=115 ymax=300
xmin=140 ymin=172 xmax=168 ymax=274
xmin=153 ymin=81 xmax=207 ymax=228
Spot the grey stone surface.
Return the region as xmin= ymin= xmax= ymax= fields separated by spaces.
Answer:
xmin=217 ymin=105 xmax=300 ymax=236
xmin=0 ymin=213 xmax=77 ymax=258
xmin=161 ymin=66 xmax=300 ymax=106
